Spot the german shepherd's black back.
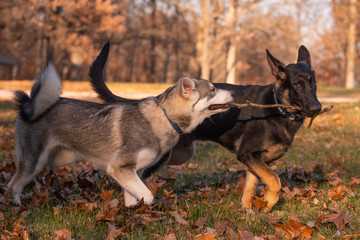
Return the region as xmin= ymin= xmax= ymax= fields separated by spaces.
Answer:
xmin=89 ymin=42 xmax=322 ymax=211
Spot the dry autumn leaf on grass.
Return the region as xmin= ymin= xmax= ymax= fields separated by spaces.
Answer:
xmin=252 ymin=196 xmax=268 ymax=211
xmin=272 ymin=214 xmax=313 ymax=240
xmin=169 ymin=211 xmax=189 ymax=226
xmin=54 ymin=228 xmax=74 ymax=240
xmin=317 ymin=212 xmax=351 ymax=232
xmin=106 ymin=224 xmax=122 ymax=240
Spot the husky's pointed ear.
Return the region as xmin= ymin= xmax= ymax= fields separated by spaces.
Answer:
xmin=297 ymin=45 xmax=313 ymax=70
xmin=180 ymin=76 xmax=196 ymax=98
xmin=266 ymin=49 xmax=286 ymax=81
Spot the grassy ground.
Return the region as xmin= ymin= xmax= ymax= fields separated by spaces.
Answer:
xmin=317 ymin=86 xmax=360 ymax=98
xmin=1 ymin=80 xmax=359 ymax=99
xmin=0 ymin=90 xmax=359 ymax=239
xmin=0 ymin=80 xmax=172 ymax=98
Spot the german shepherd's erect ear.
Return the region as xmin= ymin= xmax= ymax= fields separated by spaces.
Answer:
xmin=297 ymin=45 xmax=313 ymax=72
xmin=266 ymin=49 xmax=286 ymax=81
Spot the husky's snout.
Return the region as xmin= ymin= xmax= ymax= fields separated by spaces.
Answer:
xmin=208 ymin=89 xmax=234 ymax=111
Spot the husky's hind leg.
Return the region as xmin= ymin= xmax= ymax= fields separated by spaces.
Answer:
xmin=9 ymin=149 xmax=50 ymax=204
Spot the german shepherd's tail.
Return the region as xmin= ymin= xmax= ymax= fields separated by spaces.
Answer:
xmin=89 ymin=41 xmax=136 ymax=103
xmin=14 ymin=63 xmax=61 ymax=121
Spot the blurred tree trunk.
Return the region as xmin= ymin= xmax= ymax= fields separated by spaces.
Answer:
xmin=150 ymin=0 xmax=157 ymax=83
xmin=37 ymin=37 xmax=44 ymax=76
xmin=129 ymin=38 xmax=138 ymax=83
xmin=162 ymin=50 xmax=170 ymax=83
xmin=345 ymin=0 xmax=357 ymax=89
xmin=225 ymin=0 xmax=237 ymax=84
xmin=200 ymin=0 xmax=211 ymax=80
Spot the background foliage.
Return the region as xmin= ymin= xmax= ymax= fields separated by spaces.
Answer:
xmin=0 ymin=0 xmax=359 ymax=87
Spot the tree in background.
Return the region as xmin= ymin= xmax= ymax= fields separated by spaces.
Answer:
xmin=0 ymin=0 xmax=359 ymax=87
xmin=315 ymin=0 xmax=359 ymax=88
xmin=345 ymin=0 xmax=357 ymax=89
xmin=0 ymin=0 xmax=128 ymax=80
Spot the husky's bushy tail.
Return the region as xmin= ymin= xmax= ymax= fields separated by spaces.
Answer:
xmin=14 ymin=64 xmax=62 ymax=121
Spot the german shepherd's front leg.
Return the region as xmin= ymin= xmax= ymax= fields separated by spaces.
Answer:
xmin=241 ymin=170 xmax=259 ymax=209
xmin=237 ymin=152 xmax=281 ymax=211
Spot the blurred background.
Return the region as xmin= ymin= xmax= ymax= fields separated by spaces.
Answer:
xmin=0 ymin=0 xmax=359 ymax=88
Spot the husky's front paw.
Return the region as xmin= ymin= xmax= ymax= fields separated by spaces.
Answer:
xmin=124 ymin=190 xmax=139 ymax=207
xmin=124 ymin=190 xmax=154 ymax=207
xmin=143 ymin=193 xmax=154 ymax=205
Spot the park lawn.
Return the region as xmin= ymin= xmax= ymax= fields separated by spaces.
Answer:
xmin=0 ymin=80 xmax=172 ymax=98
xmin=0 ymin=97 xmax=359 ymax=239
xmin=1 ymin=80 xmax=359 ymax=99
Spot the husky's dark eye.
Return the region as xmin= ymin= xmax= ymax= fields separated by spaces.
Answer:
xmin=210 ymin=87 xmax=215 ymax=92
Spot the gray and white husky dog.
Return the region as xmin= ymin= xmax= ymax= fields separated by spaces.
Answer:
xmin=8 ymin=64 xmax=234 ymax=206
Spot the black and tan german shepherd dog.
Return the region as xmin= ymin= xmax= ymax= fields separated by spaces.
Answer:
xmin=89 ymin=42 xmax=322 ymax=211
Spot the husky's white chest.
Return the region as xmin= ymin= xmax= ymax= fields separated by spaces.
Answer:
xmin=135 ymin=148 xmax=158 ymax=170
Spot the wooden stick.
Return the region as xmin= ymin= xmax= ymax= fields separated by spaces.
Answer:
xmin=227 ymin=101 xmax=302 ymax=111
xmin=226 ymin=101 xmax=334 ymax=129
xmin=307 ymin=105 xmax=333 ymax=129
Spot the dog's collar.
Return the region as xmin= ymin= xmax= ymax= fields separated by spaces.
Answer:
xmin=272 ymin=85 xmax=303 ymax=121
xmin=162 ymin=108 xmax=183 ymax=135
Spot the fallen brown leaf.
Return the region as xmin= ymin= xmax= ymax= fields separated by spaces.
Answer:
xmin=225 ymin=226 xmax=239 ymax=240
xmin=261 ymin=214 xmax=283 ymax=224
xmin=146 ymin=177 xmax=165 ymax=197
xmin=272 ymin=214 xmax=313 ymax=240
xmin=327 ymin=185 xmax=352 ymax=201
xmin=96 ymin=209 xmax=117 ymax=223
xmin=342 ymin=233 xmax=360 ymax=239
xmin=163 ymin=230 xmax=177 ymax=240
xmin=235 ymin=176 xmax=246 ymax=194
xmin=350 ymin=177 xmax=360 ymax=190
xmin=12 ymin=206 xmax=27 ymax=218
xmin=327 ymin=176 xmax=343 ymax=186
xmin=194 ymin=233 xmax=216 ymax=240
xmin=282 ymin=186 xmax=303 ymax=200
xmin=55 ymin=166 xmax=72 ymax=176
xmin=163 ymin=189 xmax=176 ymax=198
xmin=238 ymin=223 xmax=254 ymax=240
xmin=215 ymin=185 xmax=231 ymax=197
xmin=31 ymin=190 xmax=50 ymax=207
xmin=195 ymin=215 xmax=210 ymax=228
xmin=100 ymin=188 xmax=114 ymax=203
xmin=169 ymin=211 xmax=189 ymax=226
xmin=214 ymin=219 xmax=232 ymax=235
xmin=54 ymin=228 xmax=73 ymax=240
xmin=252 ymin=196 xmax=268 ymax=211
xmin=317 ymin=212 xmax=351 ymax=232
xmin=106 ymin=223 xmax=122 ymax=240
xmin=11 ymin=218 xmax=29 ymax=240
